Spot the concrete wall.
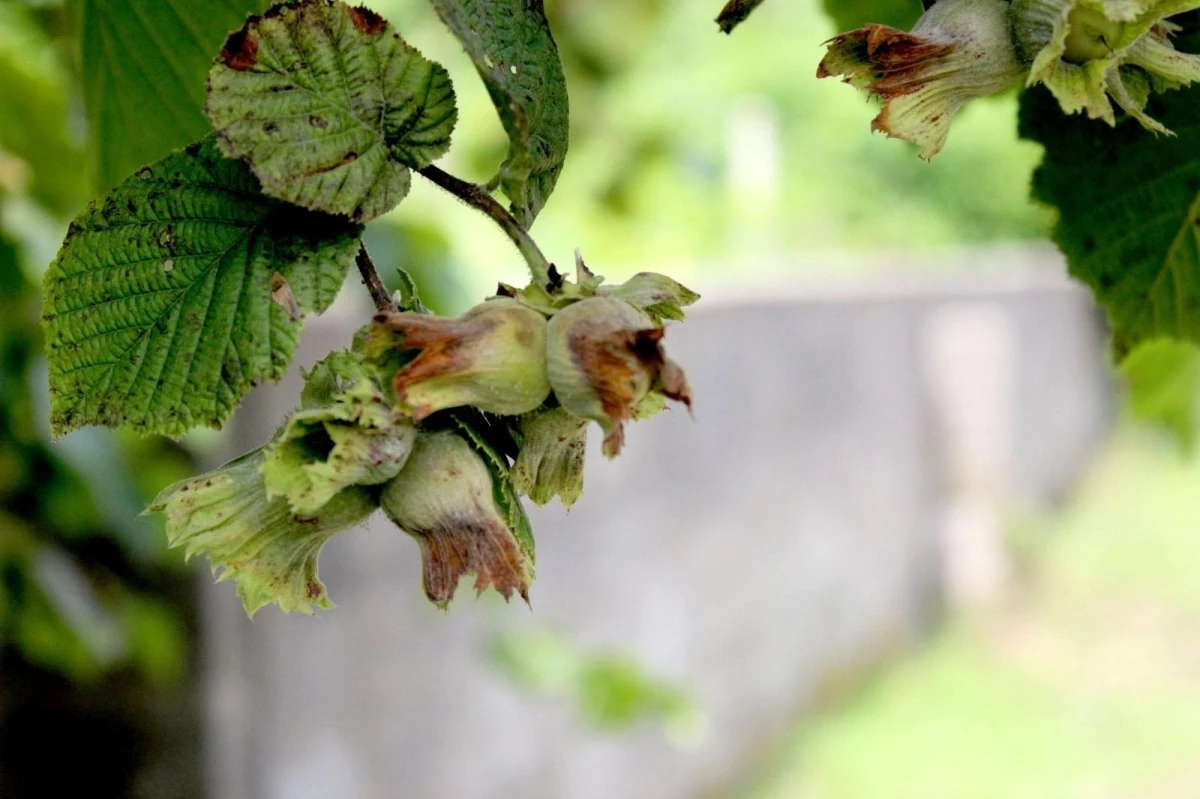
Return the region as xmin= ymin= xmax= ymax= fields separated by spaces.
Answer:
xmin=202 ymin=261 xmax=1114 ymax=799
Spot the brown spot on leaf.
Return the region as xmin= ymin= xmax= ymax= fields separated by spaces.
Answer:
xmin=346 ymin=4 xmax=387 ymax=35
xmin=300 ymin=151 xmax=357 ymax=177
xmin=220 ymin=28 xmax=259 ymax=71
xmin=270 ymin=272 xmax=303 ymax=322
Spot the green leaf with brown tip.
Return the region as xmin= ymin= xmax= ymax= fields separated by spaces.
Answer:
xmin=42 ymin=136 xmax=361 ymax=439
xmin=429 ymin=0 xmax=569 ymax=226
xmin=206 ymin=0 xmax=458 ymax=222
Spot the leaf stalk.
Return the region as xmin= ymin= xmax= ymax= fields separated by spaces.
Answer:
xmin=416 ymin=165 xmax=554 ymax=290
xmin=355 ymin=245 xmax=397 ymax=314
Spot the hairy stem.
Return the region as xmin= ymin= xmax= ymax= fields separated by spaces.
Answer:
xmin=416 ymin=165 xmax=554 ymax=290
xmin=355 ymin=245 xmax=396 ymax=314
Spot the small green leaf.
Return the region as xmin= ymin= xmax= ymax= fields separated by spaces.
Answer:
xmin=600 ymin=272 xmax=701 ymax=323
xmin=450 ymin=410 xmax=534 ymax=561
xmin=69 ymin=0 xmax=266 ymax=193
xmin=300 ymin=349 xmax=376 ymax=408
xmin=1121 ymin=338 xmax=1200 ymax=448
xmin=450 ymin=409 xmax=513 ymax=475
xmin=1022 ymin=86 xmax=1200 ymax=354
xmin=43 ymin=136 xmax=362 ymax=439
xmin=206 ymin=0 xmax=458 ymax=222
xmin=429 ymin=0 xmax=569 ymax=226
xmin=147 ymin=448 xmax=377 ymax=616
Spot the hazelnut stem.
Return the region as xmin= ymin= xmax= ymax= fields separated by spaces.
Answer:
xmin=355 ymin=245 xmax=397 ymax=314
xmin=416 ymin=164 xmax=555 ymax=291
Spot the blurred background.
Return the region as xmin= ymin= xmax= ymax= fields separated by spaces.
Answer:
xmin=2 ymin=0 xmax=1199 ymax=797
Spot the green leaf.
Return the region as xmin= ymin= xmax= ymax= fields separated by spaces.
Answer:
xmin=1022 ymin=86 xmax=1200 ymax=355
xmin=450 ymin=410 xmax=534 ymax=562
xmin=821 ymin=0 xmax=923 ymax=31
xmin=43 ymin=136 xmax=362 ymax=439
xmin=206 ymin=0 xmax=458 ymax=222
xmin=147 ymin=448 xmax=378 ymax=616
xmin=299 ymin=349 xmax=377 ymax=408
xmin=70 ymin=0 xmax=266 ymax=193
xmin=1121 ymin=338 xmax=1200 ymax=448
xmin=429 ymin=0 xmax=570 ymax=226
xmin=599 ymin=272 xmax=701 ymax=323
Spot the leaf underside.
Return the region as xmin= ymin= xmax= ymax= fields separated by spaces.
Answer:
xmin=43 ymin=136 xmax=361 ymax=439
xmin=206 ymin=0 xmax=458 ymax=222
xmin=1022 ymin=86 xmax=1200 ymax=356
xmin=429 ymin=0 xmax=569 ymax=227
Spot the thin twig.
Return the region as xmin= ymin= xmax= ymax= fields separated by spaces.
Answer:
xmin=355 ymin=245 xmax=396 ymax=314
xmin=715 ymin=0 xmax=767 ymax=33
xmin=416 ymin=164 xmax=554 ymax=290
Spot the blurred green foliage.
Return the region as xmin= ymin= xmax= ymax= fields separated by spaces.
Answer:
xmin=0 ymin=0 xmax=193 ymax=685
xmin=754 ymin=431 xmax=1200 ymax=799
xmin=360 ymin=0 xmax=1052 ymax=303
xmin=491 ymin=626 xmax=703 ymax=741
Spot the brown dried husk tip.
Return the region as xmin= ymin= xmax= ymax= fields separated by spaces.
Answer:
xmin=372 ymin=298 xmax=550 ymax=421
xmin=546 ymin=297 xmax=693 ymax=458
xmin=380 ymin=432 xmax=532 ymax=607
xmin=816 ymin=0 xmax=1025 ymax=160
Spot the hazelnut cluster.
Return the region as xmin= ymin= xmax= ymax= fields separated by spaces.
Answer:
xmin=149 ymin=258 xmax=697 ymax=614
